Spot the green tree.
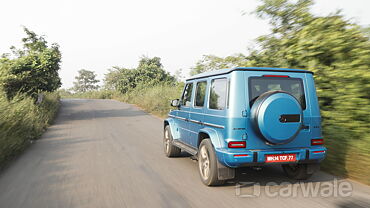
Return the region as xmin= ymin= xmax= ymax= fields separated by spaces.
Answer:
xmin=191 ymin=0 xmax=370 ymax=183
xmin=0 ymin=27 xmax=62 ymax=100
xmin=73 ymin=69 xmax=100 ymax=93
xmin=135 ymin=56 xmax=175 ymax=84
xmin=173 ymin=68 xmax=185 ymax=82
xmin=104 ymin=56 xmax=176 ymax=94
xmin=104 ymin=66 xmax=125 ymax=91
xmin=190 ymin=54 xmax=249 ymax=75
xmin=104 ymin=67 xmax=136 ymax=93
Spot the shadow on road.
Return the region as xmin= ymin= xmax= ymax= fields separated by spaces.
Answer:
xmin=176 ymin=151 xmax=336 ymax=188
xmin=59 ymin=99 xmax=148 ymax=123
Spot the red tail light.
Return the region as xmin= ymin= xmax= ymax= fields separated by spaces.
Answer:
xmin=263 ymin=75 xmax=290 ymax=78
xmin=313 ymin=150 xmax=325 ymax=153
xmin=228 ymin=141 xmax=246 ymax=148
xmin=234 ymin=154 xmax=249 ymax=157
xmin=311 ymin=139 xmax=324 ymax=146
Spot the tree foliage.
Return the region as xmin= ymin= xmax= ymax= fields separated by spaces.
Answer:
xmin=73 ymin=69 xmax=100 ymax=93
xmin=0 ymin=27 xmax=62 ymax=100
xmin=190 ymin=54 xmax=249 ymax=75
xmin=104 ymin=56 xmax=176 ymax=93
xmin=190 ymin=0 xmax=370 ymax=183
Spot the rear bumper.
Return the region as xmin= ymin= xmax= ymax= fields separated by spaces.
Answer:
xmin=215 ymin=147 xmax=326 ymax=168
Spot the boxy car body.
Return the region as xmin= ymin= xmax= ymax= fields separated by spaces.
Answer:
xmin=164 ymin=67 xmax=326 ymax=185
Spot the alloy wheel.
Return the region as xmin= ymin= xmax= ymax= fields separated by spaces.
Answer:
xmin=199 ymin=145 xmax=210 ymax=180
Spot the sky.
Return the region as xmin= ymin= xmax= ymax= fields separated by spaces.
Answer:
xmin=0 ymin=0 xmax=369 ymax=88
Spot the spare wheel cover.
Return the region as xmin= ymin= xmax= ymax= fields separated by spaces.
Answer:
xmin=251 ymin=91 xmax=302 ymax=145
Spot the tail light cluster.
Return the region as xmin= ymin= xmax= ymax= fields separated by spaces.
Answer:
xmin=313 ymin=150 xmax=325 ymax=154
xmin=234 ymin=154 xmax=249 ymax=157
xmin=228 ymin=141 xmax=246 ymax=148
xmin=311 ymin=139 xmax=324 ymax=146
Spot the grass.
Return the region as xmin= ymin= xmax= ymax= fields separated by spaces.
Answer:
xmin=0 ymin=92 xmax=60 ymax=168
xmin=321 ymin=122 xmax=370 ymax=185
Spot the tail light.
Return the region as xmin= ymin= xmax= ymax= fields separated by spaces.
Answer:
xmin=234 ymin=154 xmax=249 ymax=157
xmin=311 ymin=139 xmax=324 ymax=146
xmin=313 ymin=150 xmax=325 ymax=153
xmin=228 ymin=141 xmax=246 ymax=148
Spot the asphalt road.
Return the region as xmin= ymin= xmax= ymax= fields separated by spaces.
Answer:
xmin=0 ymin=99 xmax=369 ymax=208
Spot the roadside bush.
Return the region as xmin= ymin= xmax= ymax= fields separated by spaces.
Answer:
xmin=116 ymin=83 xmax=183 ymax=117
xmin=0 ymin=92 xmax=60 ymax=168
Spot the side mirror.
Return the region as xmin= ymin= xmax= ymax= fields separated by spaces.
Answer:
xmin=170 ymin=99 xmax=180 ymax=107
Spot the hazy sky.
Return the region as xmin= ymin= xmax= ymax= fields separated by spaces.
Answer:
xmin=1 ymin=0 xmax=369 ymax=88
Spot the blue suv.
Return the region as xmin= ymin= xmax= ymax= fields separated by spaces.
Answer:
xmin=164 ymin=67 xmax=326 ymax=186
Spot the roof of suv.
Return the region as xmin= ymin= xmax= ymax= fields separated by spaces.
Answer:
xmin=187 ymin=67 xmax=313 ymax=81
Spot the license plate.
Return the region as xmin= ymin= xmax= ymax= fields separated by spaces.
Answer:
xmin=265 ymin=154 xmax=296 ymax=163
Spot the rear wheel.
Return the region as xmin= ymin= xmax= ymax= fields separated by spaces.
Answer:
xmin=163 ymin=126 xmax=181 ymax=157
xmin=198 ymin=139 xmax=225 ymax=186
xmin=282 ymin=163 xmax=318 ymax=180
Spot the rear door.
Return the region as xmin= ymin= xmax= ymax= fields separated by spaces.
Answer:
xmin=188 ymin=80 xmax=208 ymax=147
xmin=246 ymin=72 xmax=312 ymax=149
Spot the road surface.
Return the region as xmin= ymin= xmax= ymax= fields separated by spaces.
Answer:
xmin=0 ymin=99 xmax=369 ymax=208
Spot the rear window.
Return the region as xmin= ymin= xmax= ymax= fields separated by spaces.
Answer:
xmin=209 ymin=78 xmax=227 ymax=110
xmin=249 ymin=77 xmax=306 ymax=109
xmin=194 ymin=81 xmax=207 ymax=107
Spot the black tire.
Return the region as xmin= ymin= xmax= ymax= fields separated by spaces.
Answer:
xmin=282 ymin=163 xmax=317 ymax=180
xmin=163 ymin=125 xmax=181 ymax=157
xmin=198 ymin=139 xmax=225 ymax=186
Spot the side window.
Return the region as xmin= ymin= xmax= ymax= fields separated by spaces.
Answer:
xmin=227 ymin=79 xmax=230 ymax=108
xmin=181 ymin=83 xmax=193 ymax=107
xmin=194 ymin=81 xmax=207 ymax=107
xmin=209 ymin=78 xmax=227 ymax=110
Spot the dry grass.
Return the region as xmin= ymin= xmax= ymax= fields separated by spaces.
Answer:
xmin=0 ymin=92 xmax=60 ymax=168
